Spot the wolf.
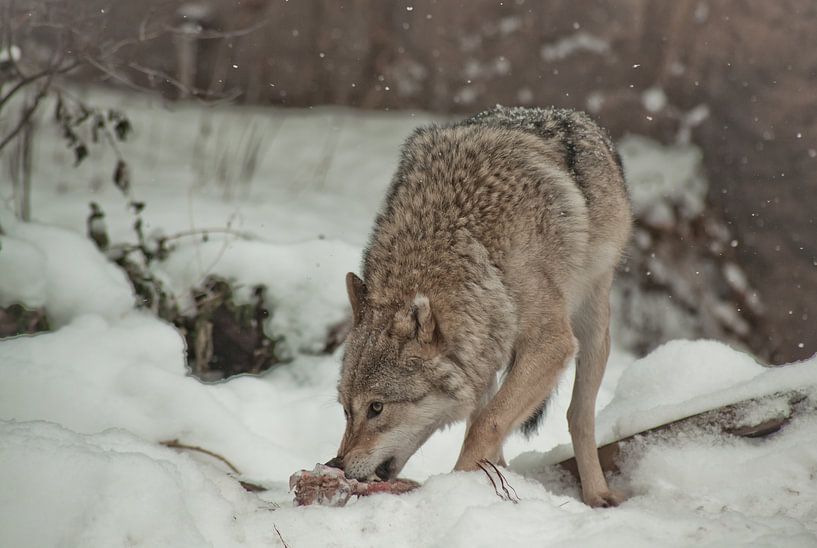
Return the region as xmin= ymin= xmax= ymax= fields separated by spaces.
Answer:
xmin=331 ymin=106 xmax=632 ymax=507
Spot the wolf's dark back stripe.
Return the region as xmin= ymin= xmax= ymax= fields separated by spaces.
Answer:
xmin=555 ymin=113 xmax=579 ymax=180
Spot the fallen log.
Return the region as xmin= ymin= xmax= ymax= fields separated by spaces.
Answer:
xmin=557 ymin=389 xmax=814 ymax=478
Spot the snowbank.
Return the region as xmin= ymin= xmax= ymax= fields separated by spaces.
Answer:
xmin=3 ymin=412 xmax=816 ymax=547
xmin=1 ymin=223 xmax=815 ymax=546
xmin=1 ymin=96 xmax=816 ymax=546
xmin=0 ymin=214 xmax=134 ymax=326
xmin=0 ymin=421 xmax=261 ymax=547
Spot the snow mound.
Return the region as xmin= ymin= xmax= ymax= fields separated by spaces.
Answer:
xmin=0 ymin=421 xmax=260 ymax=547
xmin=0 ymin=310 xmax=330 ymax=479
xmin=0 ymin=215 xmax=134 ymax=326
xmin=4 ymin=416 xmax=817 ymax=547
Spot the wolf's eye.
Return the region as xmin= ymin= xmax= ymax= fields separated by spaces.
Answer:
xmin=367 ymin=401 xmax=383 ymax=419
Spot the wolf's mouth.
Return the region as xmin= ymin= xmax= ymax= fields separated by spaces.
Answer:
xmin=374 ymin=457 xmax=395 ymax=481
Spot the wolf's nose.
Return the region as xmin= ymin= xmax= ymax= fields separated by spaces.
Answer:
xmin=325 ymin=456 xmax=344 ymax=470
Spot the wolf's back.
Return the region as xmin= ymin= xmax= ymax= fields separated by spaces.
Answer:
xmin=362 ymin=106 xmax=631 ymax=303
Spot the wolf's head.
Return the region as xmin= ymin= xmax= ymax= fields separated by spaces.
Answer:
xmin=332 ymin=272 xmax=471 ymax=481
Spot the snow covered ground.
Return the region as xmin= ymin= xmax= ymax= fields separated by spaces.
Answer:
xmin=1 ymin=89 xmax=816 ymax=547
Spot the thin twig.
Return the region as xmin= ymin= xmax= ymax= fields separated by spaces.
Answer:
xmin=128 ymin=60 xmax=242 ymax=102
xmin=482 ymin=459 xmax=519 ymax=503
xmin=476 ymin=460 xmax=503 ymax=500
xmin=0 ymin=69 xmax=54 ymax=152
xmin=166 ymin=18 xmax=271 ymax=40
xmin=138 ymin=6 xmax=156 ymax=41
xmin=107 ymin=226 xmax=254 ymax=260
xmin=477 ymin=459 xmax=519 ymax=503
xmin=160 ymin=439 xmax=241 ymax=475
xmin=0 ymin=18 xmax=68 ymax=153
xmin=102 ymin=28 xmax=164 ymax=58
xmin=273 ymin=524 xmax=290 ymax=548
xmin=239 ymin=479 xmax=268 ymax=493
xmin=84 ymin=54 xmax=236 ymax=103
xmin=160 ymin=226 xmax=255 ymax=243
xmin=0 ymin=60 xmax=80 ymax=112
xmin=81 ymin=54 xmax=160 ymax=95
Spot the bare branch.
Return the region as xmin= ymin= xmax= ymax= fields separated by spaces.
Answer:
xmin=482 ymin=459 xmax=519 ymax=503
xmin=138 ymin=6 xmax=157 ymax=41
xmin=477 ymin=459 xmax=519 ymax=503
xmin=0 ymin=58 xmax=61 ymax=153
xmin=160 ymin=227 xmax=255 ymax=243
xmin=128 ymin=61 xmax=242 ymax=102
xmin=273 ymin=525 xmax=290 ymax=548
xmin=167 ymin=18 xmax=271 ymax=41
xmin=159 ymin=439 xmax=241 ymax=475
xmin=0 ymin=60 xmax=80 ymax=112
xmin=80 ymin=54 xmax=161 ymax=95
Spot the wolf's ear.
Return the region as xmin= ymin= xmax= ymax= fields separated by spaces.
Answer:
xmin=413 ymin=295 xmax=436 ymax=344
xmin=346 ymin=272 xmax=367 ymax=324
xmin=392 ymin=294 xmax=436 ymax=344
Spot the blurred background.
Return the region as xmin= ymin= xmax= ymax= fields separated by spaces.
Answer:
xmin=1 ymin=0 xmax=815 ymax=370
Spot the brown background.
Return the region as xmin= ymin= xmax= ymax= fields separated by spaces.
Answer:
xmin=17 ymin=0 xmax=817 ymax=363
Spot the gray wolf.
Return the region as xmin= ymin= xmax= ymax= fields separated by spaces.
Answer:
xmin=331 ymin=106 xmax=632 ymax=507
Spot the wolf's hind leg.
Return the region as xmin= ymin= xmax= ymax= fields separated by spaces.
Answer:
xmin=567 ymin=275 xmax=623 ymax=508
xmin=455 ymin=314 xmax=574 ymax=472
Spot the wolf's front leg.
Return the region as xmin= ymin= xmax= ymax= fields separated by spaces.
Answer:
xmin=454 ymin=317 xmax=575 ymax=471
xmin=463 ymin=373 xmax=508 ymax=466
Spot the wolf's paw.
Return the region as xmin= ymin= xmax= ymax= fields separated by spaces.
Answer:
xmin=453 ymin=458 xmax=482 ymax=472
xmin=583 ymin=489 xmax=625 ymax=508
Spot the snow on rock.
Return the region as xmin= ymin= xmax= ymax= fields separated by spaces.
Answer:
xmin=600 ymin=339 xmax=764 ymax=439
xmin=0 ymin=215 xmax=134 ymax=326
xmin=600 ymin=339 xmax=817 ymax=442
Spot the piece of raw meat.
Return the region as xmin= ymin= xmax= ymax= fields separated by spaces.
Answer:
xmin=289 ymin=463 xmax=420 ymax=507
